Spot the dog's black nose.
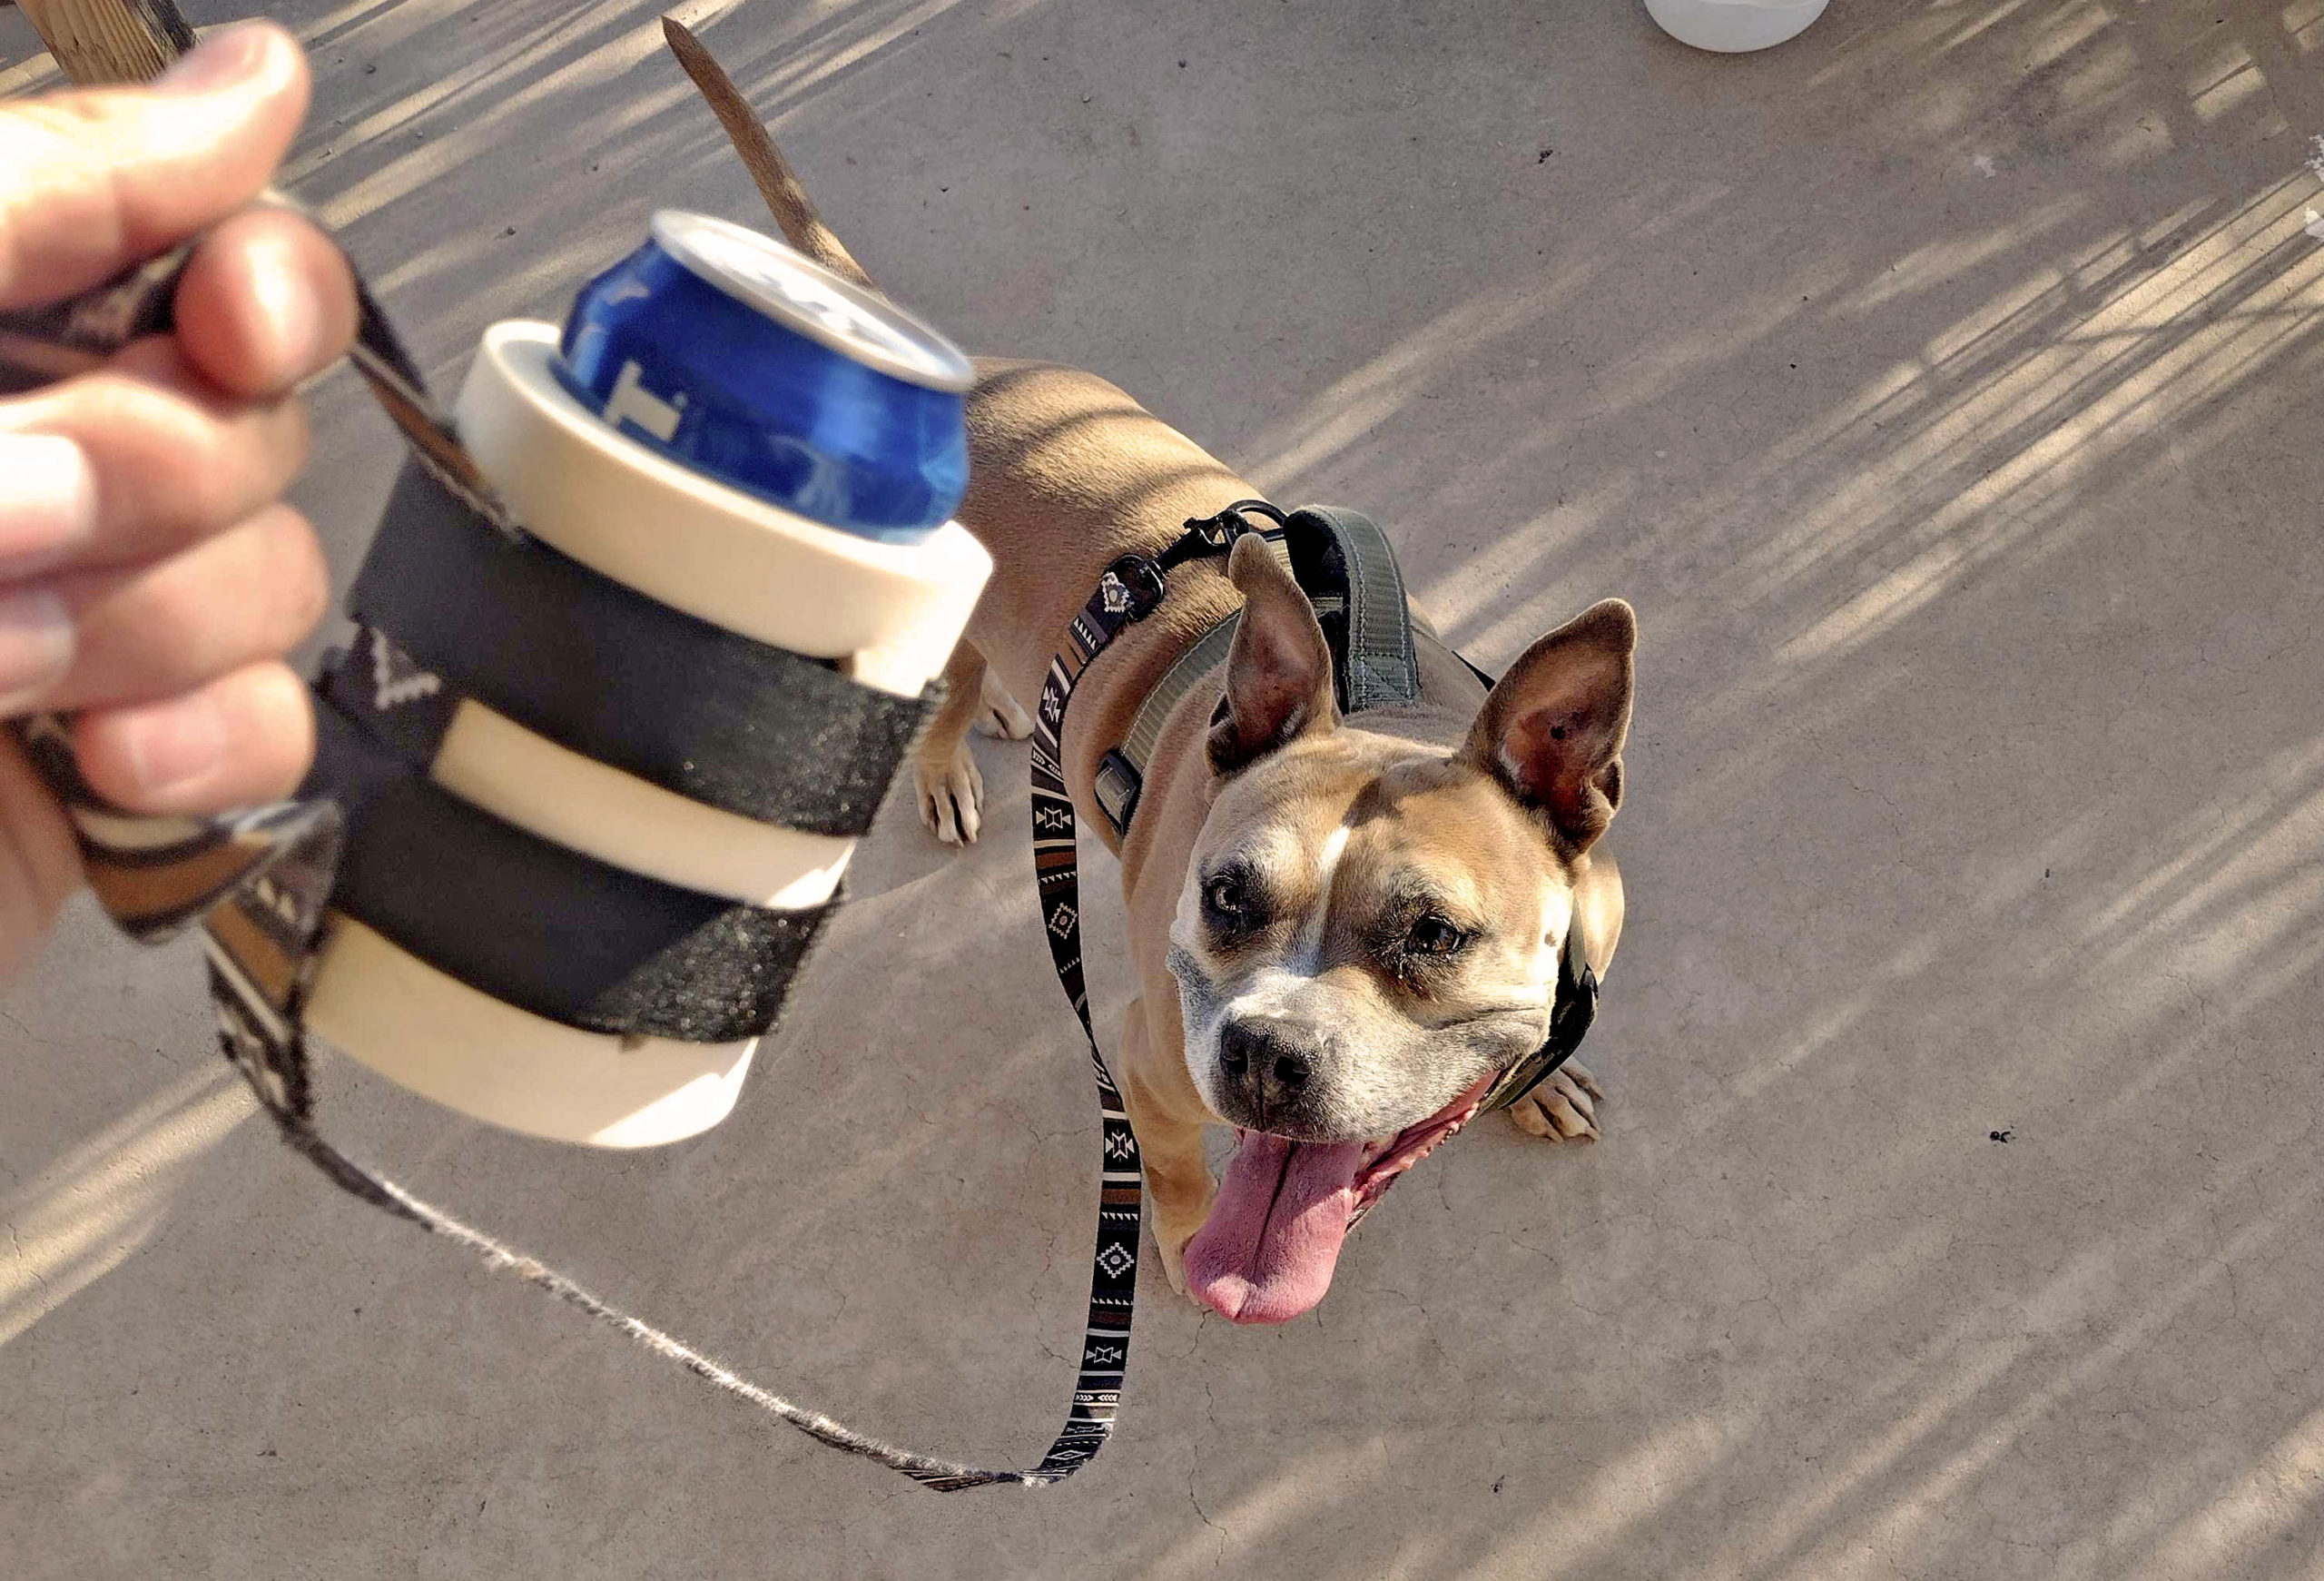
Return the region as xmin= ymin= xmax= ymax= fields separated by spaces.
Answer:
xmin=1219 ymin=1024 xmax=1252 ymax=1078
xmin=1218 ymin=1016 xmax=1319 ymax=1121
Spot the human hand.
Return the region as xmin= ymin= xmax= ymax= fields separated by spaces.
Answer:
xmin=0 ymin=21 xmax=353 ymax=971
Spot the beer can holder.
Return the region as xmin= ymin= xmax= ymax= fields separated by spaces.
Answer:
xmin=295 ymin=321 xmax=989 ymax=1147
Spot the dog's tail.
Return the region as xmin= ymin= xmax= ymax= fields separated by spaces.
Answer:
xmin=662 ymin=15 xmax=881 ymax=296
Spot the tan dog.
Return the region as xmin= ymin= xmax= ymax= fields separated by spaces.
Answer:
xmin=669 ymin=22 xmax=1637 ymax=1326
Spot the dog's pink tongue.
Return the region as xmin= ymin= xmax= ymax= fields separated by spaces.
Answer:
xmin=1184 ymin=1133 xmax=1368 ymax=1325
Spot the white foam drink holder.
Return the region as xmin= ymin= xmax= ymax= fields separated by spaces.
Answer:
xmin=300 ymin=321 xmax=991 ymax=1148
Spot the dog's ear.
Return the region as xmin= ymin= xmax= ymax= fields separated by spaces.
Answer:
xmin=1459 ymin=598 xmax=1635 ymax=851
xmin=1208 ymin=534 xmax=1339 ymax=775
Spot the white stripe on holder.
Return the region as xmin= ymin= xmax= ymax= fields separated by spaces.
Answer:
xmin=428 ymin=699 xmax=852 ymax=910
xmin=307 ymin=917 xmax=761 ymax=1149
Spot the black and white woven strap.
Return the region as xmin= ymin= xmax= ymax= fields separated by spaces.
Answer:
xmin=1021 ymin=567 xmax=1167 ymax=1482
xmin=0 ymin=201 xmax=1121 ymax=1492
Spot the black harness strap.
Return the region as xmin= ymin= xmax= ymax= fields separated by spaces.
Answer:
xmin=1281 ymin=506 xmax=1419 ymax=715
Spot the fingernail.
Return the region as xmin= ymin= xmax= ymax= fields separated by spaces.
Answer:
xmin=0 ymin=588 xmax=76 ymax=715
xmin=155 ymin=22 xmax=273 ymax=94
xmin=0 ymin=434 xmax=98 ymax=575
xmin=113 ymin=691 xmax=230 ymax=799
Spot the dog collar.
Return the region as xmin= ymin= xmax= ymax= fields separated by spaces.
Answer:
xmin=1477 ymin=926 xmax=1600 ymax=1112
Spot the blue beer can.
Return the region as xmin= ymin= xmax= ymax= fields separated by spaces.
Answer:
xmin=555 ymin=211 xmax=974 ymax=543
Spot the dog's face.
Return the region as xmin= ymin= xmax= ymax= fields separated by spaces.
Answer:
xmin=1167 ymin=737 xmax=1574 ymax=1141
xmin=1167 ymin=537 xmax=1634 ymax=1324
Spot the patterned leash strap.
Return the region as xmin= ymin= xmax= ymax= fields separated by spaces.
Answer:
xmin=1022 ymin=576 xmax=1165 ymax=1481
xmin=0 ymin=195 xmax=1128 ymax=1492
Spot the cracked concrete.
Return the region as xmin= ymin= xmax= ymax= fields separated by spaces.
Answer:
xmin=3 ymin=0 xmax=2321 ymax=1576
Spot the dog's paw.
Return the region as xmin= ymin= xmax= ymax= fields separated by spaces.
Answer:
xmin=1157 ymin=1230 xmax=1190 ymax=1299
xmin=973 ymin=670 xmax=1034 ymax=740
xmin=914 ymin=743 xmax=984 ymax=845
xmin=1506 ymin=1060 xmax=1604 ymax=1143
xmin=1150 ymin=1198 xmax=1210 ymax=1303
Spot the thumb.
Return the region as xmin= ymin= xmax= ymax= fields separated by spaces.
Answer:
xmin=0 ymin=21 xmax=310 ymax=312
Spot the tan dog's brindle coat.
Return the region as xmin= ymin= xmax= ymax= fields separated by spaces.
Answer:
xmin=670 ymin=21 xmax=1636 ymax=1325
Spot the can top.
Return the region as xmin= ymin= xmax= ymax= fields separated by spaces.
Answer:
xmin=649 ymin=211 xmax=974 ymax=394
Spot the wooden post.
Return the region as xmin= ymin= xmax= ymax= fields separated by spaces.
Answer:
xmin=15 ymin=0 xmax=194 ymax=86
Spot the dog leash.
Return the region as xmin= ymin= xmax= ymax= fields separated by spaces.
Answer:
xmin=0 ymin=205 xmax=1148 ymax=1492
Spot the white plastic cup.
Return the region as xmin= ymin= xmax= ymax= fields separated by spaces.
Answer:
xmin=1645 ymin=0 xmax=1829 ymax=53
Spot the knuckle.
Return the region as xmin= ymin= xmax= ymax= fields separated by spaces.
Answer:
xmin=254 ymin=509 xmax=330 ymax=640
xmin=73 ymin=365 xmax=300 ymax=537
xmin=82 ymin=371 xmax=233 ymax=519
xmin=133 ymin=570 xmax=225 ymax=671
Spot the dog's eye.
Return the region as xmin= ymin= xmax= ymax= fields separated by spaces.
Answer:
xmin=1204 ymin=874 xmax=1248 ymax=920
xmin=1406 ymin=916 xmax=1467 ymax=956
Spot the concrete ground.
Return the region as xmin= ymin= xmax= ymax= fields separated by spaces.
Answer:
xmin=4 ymin=0 xmax=2319 ymax=1575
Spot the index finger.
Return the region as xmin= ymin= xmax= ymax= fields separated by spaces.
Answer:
xmin=0 ymin=22 xmax=310 ymax=312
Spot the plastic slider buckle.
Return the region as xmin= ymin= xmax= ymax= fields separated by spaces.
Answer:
xmin=1093 ymin=749 xmax=1143 ymax=836
xmin=1190 ymin=516 xmax=1245 ymax=552
xmin=1168 ymin=500 xmax=1287 ymax=568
